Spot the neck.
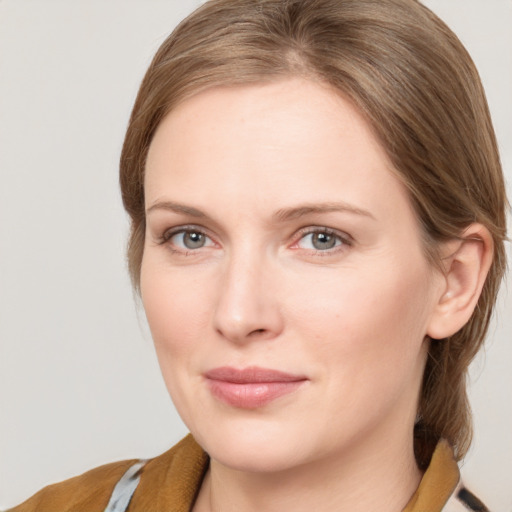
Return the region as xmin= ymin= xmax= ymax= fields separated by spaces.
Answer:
xmin=193 ymin=426 xmax=422 ymax=512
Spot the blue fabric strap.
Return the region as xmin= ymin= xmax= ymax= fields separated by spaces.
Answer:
xmin=103 ymin=460 xmax=147 ymax=512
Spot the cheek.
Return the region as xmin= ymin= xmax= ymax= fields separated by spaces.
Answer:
xmin=290 ymin=264 xmax=434 ymax=431
xmin=140 ymin=257 xmax=214 ymax=422
xmin=288 ymin=259 xmax=435 ymax=374
xmin=140 ymin=257 xmax=210 ymax=356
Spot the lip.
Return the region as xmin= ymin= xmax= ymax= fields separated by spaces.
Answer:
xmin=204 ymin=366 xmax=308 ymax=409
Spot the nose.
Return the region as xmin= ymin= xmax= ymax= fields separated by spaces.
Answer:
xmin=213 ymin=250 xmax=284 ymax=344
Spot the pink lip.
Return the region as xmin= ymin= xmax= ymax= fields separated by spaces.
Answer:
xmin=204 ymin=366 xmax=307 ymax=409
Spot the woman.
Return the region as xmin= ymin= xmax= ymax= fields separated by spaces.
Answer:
xmin=8 ymin=0 xmax=508 ymax=511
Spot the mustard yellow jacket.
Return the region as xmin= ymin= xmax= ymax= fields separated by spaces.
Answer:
xmin=8 ymin=435 xmax=487 ymax=512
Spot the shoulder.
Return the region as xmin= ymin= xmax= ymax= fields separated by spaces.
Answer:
xmin=7 ymin=436 xmax=207 ymax=512
xmin=405 ymin=439 xmax=490 ymax=512
xmin=7 ymin=459 xmax=139 ymax=512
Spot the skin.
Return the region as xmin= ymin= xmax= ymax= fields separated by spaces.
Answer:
xmin=141 ymin=78 xmax=449 ymax=512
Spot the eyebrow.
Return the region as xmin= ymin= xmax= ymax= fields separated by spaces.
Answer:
xmin=146 ymin=201 xmax=206 ymax=217
xmin=273 ymin=202 xmax=376 ymax=222
xmin=146 ymin=200 xmax=375 ymax=221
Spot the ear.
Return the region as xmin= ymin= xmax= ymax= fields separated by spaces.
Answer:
xmin=427 ymin=224 xmax=494 ymax=340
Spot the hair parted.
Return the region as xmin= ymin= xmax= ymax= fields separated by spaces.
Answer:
xmin=120 ymin=0 xmax=508 ymax=464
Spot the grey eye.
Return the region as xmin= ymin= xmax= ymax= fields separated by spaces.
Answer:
xmin=311 ymin=232 xmax=337 ymax=250
xmin=182 ymin=231 xmax=206 ymax=249
xmin=296 ymin=230 xmax=343 ymax=251
xmin=168 ymin=229 xmax=213 ymax=250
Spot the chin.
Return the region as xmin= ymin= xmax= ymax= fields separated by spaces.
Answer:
xmin=208 ymin=441 xmax=310 ymax=474
xmin=189 ymin=416 xmax=315 ymax=473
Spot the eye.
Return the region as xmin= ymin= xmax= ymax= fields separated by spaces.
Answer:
xmin=164 ymin=228 xmax=215 ymax=251
xmin=293 ymin=228 xmax=350 ymax=252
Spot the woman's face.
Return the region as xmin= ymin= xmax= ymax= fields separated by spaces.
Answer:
xmin=141 ymin=78 xmax=445 ymax=473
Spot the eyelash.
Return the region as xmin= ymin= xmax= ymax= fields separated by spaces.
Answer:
xmin=157 ymin=225 xmax=352 ymax=256
xmin=291 ymin=227 xmax=352 ymax=256
xmin=158 ymin=225 xmax=216 ymax=255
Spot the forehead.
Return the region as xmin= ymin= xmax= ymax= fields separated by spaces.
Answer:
xmin=145 ymin=78 xmax=413 ymax=227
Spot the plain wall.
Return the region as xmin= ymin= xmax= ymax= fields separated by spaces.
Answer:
xmin=0 ymin=1 xmax=510 ymax=510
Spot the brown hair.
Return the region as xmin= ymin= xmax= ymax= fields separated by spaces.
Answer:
xmin=120 ymin=0 xmax=508 ymax=463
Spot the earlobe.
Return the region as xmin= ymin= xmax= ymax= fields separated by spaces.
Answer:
xmin=427 ymin=224 xmax=493 ymax=340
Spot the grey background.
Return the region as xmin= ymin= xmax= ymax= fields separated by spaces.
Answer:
xmin=0 ymin=1 xmax=511 ymax=510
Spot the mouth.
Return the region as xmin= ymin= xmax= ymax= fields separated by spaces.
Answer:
xmin=204 ymin=366 xmax=308 ymax=409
